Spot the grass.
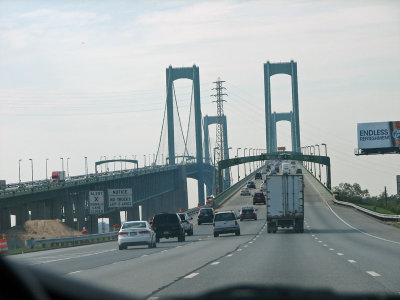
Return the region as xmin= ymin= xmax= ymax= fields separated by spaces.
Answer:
xmin=358 ymin=204 xmax=396 ymax=215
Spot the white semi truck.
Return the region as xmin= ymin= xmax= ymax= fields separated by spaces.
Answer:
xmin=266 ymin=174 xmax=304 ymax=233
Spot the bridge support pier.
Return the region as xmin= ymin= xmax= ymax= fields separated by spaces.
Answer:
xmin=63 ymin=194 xmax=74 ymax=229
xmin=29 ymin=202 xmax=46 ymax=220
xmin=0 ymin=208 xmax=11 ymax=233
xmin=74 ymin=196 xmax=86 ymax=231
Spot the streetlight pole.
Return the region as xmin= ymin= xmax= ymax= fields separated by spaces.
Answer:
xmin=29 ymin=158 xmax=33 ymax=186
xmin=60 ymin=157 xmax=64 ymax=173
xmin=244 ymin=148 xmax=247 ymax=176
xmin=45 ymin=158 xmax=49 ymax=181
xmin=143 ymin=155 xmax=146 ymax=167
xmin=310 ymin=145 xmax=316 ymax=176
xmin=119 ymin=155 xmax=122 ymax=171
xmin=321 ymin=143 xmax=328 ymax=156
xmin=249 ymin=148 xmax=252 ymax=173
xmin=236 ymin=147 xmax=241 ymax=182
xmin=213 ymin=147 xmax=219 ymax=195
xmin=100 ymin=156 xmax=103 ymax=173
xmin=67 ymin=157 xmax=70 ymax=179
xmin=315 ymin=144 xmax=321 ymax=181
xmin=85 ymin=156 xmax=88 ymax=178
xmin=306 ymin=146 xmax=311 ymax=171
xmin=18 ymin=159 xmax=22 ymax=184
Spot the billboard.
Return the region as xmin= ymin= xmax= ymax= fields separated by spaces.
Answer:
xmin=108 ymin=188 xmax=133 ymax=208
xmin=89 ymin=191 xmax=104 ymax=214
xmin=357 ymin=121 xmax=400 ymax=150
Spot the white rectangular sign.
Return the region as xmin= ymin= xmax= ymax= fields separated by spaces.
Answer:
xmin=357 ymin=122 xmax=392 ymax=149
xmin=89 ymin=191 xmax=104 ymax=214
xmin=108 ymin=188 xmax=133 ymax=208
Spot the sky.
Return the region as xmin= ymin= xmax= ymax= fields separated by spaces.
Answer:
xmin=0 ymin=0 xmax=399 ymax=206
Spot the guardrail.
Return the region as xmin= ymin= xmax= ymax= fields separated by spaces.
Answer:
xmin=25 ymin=232 xmax=118 ymax=250
xmin=302 ymin=165 xmax=400 ymax=222
xmin=332 ymin=198 xmax=400 ymax=221
xmin=212 ymin=167 xmax=264 ymax=209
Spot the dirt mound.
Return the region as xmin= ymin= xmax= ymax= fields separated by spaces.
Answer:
xmin=6 ymin=219 xmax=82 ymax=241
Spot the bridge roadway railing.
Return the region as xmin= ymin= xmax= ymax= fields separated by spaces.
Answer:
xmin=0 ymin=165 xmax=178 ymax=199
xmin=302 ymin=165 xmax=400 ymax=222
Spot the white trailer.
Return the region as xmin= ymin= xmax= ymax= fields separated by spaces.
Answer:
xmin=266 ymin=174 xmax=304 ymax=233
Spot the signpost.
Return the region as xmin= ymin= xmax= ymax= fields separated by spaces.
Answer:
xmin=89 ymin=191 xmax=104 ymax=214
xmin=108 ymin=188 xmax=133 ymax=207
xmin=397 ymin=175 xmax=400 ymax=195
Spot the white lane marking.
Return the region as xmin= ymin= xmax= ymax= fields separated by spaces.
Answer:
xmin=30 ymin=249 xmax=116 ymax=265
xmin=310 ymin=178 xmax=400 ymax=245
xmin=311 ymin=234 xmax=315 ymax=237
xmin=227 ymin=254 xmax=233 ymax=257
xmin=210 ymin=261 xmax=220 ymax=265
xmin=67 ymin=270 xmax=81 ymax=275
xmin=337 ymin=253 xmax=344 ymax=256
xmin=329 ymin=248 xmax=335 ymax=251
xmin=176 ymin=246 xmax=182 ymax=248
xmin=318 ymin=241 xmax=322 ymax=243
xmin=141 ymin=254 xmax=148 ymax=257
xmin=244 ymin=245 xmax=248 ymax=248
xmin=161 ymin=250 xmax=168 ymax=253
xmin=314 ymin=237 xmax=318 ymax=240
xmin=147 ymin=297 xmax=159 ymax=300
xmin=323 ymin=244 xmax=328 ymax=247
xmin=237 ymin=249 xmax=242 ymax=252
xmin=184 ymin=273 xmax=199 ymax=279
xmin=248 ymin=241 xmax=253 ymax=244
xmin=198 ymin=239 xmax=203 ymax=241
xmin=366 ymin=271 xmax=381 ymax=277
xmin=348 ymin=260 xmax=356 ymax=263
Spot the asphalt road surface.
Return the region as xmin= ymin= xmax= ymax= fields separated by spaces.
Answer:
xmin=7 ymin=170 xmax=400 ymax=299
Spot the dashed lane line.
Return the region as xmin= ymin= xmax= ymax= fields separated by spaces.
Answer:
xmin=348 ymin=260 xmax=356 ymax=263
xmin=337 ymin=253 xmax=344 ymax=256
xmin=67 ymin=270 xmax=81 ymax=275
xmin=366 ymin=271 xmax=381 ymax=277
xmin=329 ymin=248 xmax=335 ymax=251
xmin=210 ymin=261 xmax=220 ymax=265
xmin=184 ymin=273 xmax=199 ymax=279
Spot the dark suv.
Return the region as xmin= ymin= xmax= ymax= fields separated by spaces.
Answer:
xmin=254 ymin=172 xmax=262 ymax=180
xmin=253 ymin=192 xmax=266 ymax=205
xmin=152 ymin=213 xmax=185 ymax=242
xmin=197 ymin=207 xmax=214 ymax=225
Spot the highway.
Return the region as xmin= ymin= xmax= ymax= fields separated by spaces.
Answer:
xmin=6 ymin=168 xmax=400 ymax=299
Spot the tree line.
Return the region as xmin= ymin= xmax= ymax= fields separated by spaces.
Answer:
xmin=333 ymin=183 xmax=400 ymax=214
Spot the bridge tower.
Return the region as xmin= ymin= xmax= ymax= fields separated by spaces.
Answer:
xmin=264 ymin=60 xmax=301 ymax=153
xmin=166 ymin=65 xmax=205 ymax=204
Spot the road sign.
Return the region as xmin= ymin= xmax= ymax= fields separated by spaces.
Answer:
xmin=108 ymin=188 xmax=133 ymax=207
xmin=89 ymin=191 xmax=104 ymax=214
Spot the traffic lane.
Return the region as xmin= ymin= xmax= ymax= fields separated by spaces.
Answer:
xmin=153 ymin=224 xmax=392 ymax=299
xmin=303 ymin=176 xmax=400 ymax=293
xmin=66 ymin=216 xmax=265 ymax=298
xmin=6 ymin=223 xmax=213 ymax=275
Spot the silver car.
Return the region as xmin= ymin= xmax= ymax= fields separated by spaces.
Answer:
xmin=118 ymin=221 xmax=156 ymax=250
xmin=213 ymin=211 xmax=240 ymax=237
xmin=178 ymin=213 xmax=194 ymax=236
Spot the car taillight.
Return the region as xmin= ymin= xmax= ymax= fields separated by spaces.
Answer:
xmin=139 ymin=230 xmax=150 ymax=234
xmin=118 ymin=232 xmax=128 ymax=235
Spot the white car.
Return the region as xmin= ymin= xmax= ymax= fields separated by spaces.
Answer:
xmin=178 ymin=213 xmax=194 ymax=236
xmin=240 ymin=187 xmax=251 ymax=196
xmin=213 ymin=211 xmax=240 ymax=237
xmin=118 ymin=221 xmax=156 ymax=250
